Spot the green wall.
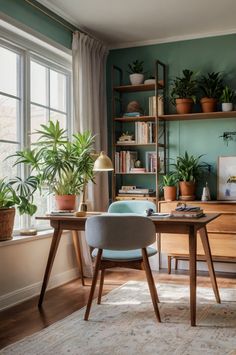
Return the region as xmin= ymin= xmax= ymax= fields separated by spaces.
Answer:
xmin=107 ymin=35 xmax=236 ymax=199
xmin=0 ymin=0 xmax=74 ymax=48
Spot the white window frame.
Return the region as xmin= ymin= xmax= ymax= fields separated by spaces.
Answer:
xmin=0 ymin=22 xmax=72 ymax=233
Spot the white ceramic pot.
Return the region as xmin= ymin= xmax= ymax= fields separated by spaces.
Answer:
xmin=129 ymin=73 xmax=144 ymax=85
xmin=222 ymin=102 xmax=233 ymax=112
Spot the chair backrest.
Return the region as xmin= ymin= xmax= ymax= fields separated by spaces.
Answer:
xmin=85 ymin=214 xmax=156 ymax=250
xmin=108 ymin=200 xmax=156 ymax=215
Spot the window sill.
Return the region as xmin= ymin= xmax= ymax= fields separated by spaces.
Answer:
xmin=0 ymin=229 xmax=54 ymax=247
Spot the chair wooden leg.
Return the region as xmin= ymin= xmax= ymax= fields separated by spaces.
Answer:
xmin=142 ymin=248 xmax=161 ymax=322
xmin=84 ymin=249 xmax=103 ymax=321
xmin=167 ymin=255 xmax=172 ymax=274
xmin=97 ymin=269 xmax=105 ymax=304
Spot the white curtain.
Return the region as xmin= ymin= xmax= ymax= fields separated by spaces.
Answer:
xmin=72 ymin=32 xmax=109 ymax=276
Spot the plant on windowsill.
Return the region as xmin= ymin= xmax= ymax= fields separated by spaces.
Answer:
xmin=127 ymin=59 xmax=145 ymax=85
xmin=161 ymin=173 xmax=178 ymax=201
xmin=172 ymin=151 xmax=208 ymax=201
xmin=198 ymin=72 xmax=224 ymax=113
xmin=0 ymin=177 xmax=38 ymax=241
xmin=220 ymin=85 xmax=235 ymax=112
xmin=170 ymin=69 xmax=197 ymax=114
xmin=11 ymin=120 xmax=95 ymax=211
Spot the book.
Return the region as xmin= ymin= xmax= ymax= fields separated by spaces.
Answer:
xmin=49 ymin=210 xmax=75 ymax=216
xmin=171 ymin=209 xmax=204 ymax=218
xmin=118 ymin=188 xmax=153 ymax=194
xmin=148 ymin=96 xmax=164 ymax=116
xmin=130 ymin=167 xmax=146 ymax=173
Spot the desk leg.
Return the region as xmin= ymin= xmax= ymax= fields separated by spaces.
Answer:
xmin=72 ymin=231 xmax=85 ymax=286
xmin=189 ymin=226 xmax=197 ymax=326
xmin=38 ymin=225 xmax=63 ymax=307
xmin=199 ymin=227 xmax=221 ymax=303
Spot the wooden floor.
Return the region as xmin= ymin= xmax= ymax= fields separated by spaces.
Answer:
xmin=0 ymin=269 xmax=235 ymax=350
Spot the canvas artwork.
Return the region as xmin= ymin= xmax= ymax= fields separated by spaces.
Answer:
xmin=217 ymin=156 xmax=236 ymax=200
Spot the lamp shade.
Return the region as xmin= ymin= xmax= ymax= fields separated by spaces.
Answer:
xmin=93 ymin=151 xmax=113 ymax=171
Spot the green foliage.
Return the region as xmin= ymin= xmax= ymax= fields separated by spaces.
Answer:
xmin=170 ymin=69 xmax=197 ymax=104
xmin=162 ymin=173 xmax=178 ymax=187
xmin=172 ymin=151 xmax=205 ymax=182
xmin=198 ymin=72 xmax=223 ymax=99
xmin=220 ymin=85 xmax=235 ymax=103
xmin=0 ymin=179 xmax=17 ymax=208
xmin=128 ymin=60 xmax=144 ymax=74
xmin=11 ymin=121 xmax=95 ymax=196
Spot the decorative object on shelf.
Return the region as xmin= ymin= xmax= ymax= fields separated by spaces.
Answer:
xmin=217 ymin=156 xmax=236 ymax=200
xmin=126 ymin=100 xmax=143 ymax=114
xmin=170 ymin=69 xmax=197 ymax=114
xmin=220 ymin=85 xmax=235 ymax=112
xmin=162 ymin=173 xmax=178 ymax=201
xmin=134 ymin=159 xmax=141 ymax=168
xmin=198 ymin=72 xmax=223 ymax=113
xmin=11 ymin=120 xmax=95 ymax=212
xmin=201 ymin=182 xmax=211 ymax=201
xmin=172 ymin=151 xmax=208 ymax=201
xmin=127 ymin=60 xmax=144 ymax=85
xmin=144 ymin=76 xmax=155 ymax=85
xmin=219 ymin=131 xmax=236 ymax=145
xmin=117 ymin=132 xmax=134 ymax=143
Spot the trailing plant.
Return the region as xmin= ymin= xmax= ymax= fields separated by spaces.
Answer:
xmin=10 ymin=120 xmax=95 ymax=196
xmin=172 ymin=151 xmax=206 ymax=182
xmin=127 ymin=60 xmax=144 ymax=74
xmin=198 ymin=72 xmax=223 ymax=99
xmin=170 ymin=69 xmax=197 ymax=104
xmin=220 ymin=85 xmax=235 ymax=103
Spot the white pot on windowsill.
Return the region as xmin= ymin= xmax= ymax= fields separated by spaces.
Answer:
xmin=129 ymin=73 xmax=144 ymax=85
xmin=222 ymin=102 xmax=233 ymax=112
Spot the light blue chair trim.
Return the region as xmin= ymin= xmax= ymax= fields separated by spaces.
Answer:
xmin=92 ymin=246 xmax=157 ymax=262
xmin=108 ymin=200 xmax=156 ymax=215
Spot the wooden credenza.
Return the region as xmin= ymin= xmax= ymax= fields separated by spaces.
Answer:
xmin=158 ymin=201 xmax=236 ymax=272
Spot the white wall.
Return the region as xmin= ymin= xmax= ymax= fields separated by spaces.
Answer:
xmin=0 ymin=232 xmax=79 ymax=310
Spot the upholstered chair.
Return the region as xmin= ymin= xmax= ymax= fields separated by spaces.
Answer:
xmin=84 ymin=214 xmax=161 ymax=322
xmin=108 ymin=200 xmax=156 ymax=214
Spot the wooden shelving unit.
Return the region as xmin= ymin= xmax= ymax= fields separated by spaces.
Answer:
xmin=159 ymin=110 xmax=236 ymax=121
xmin=111 ymin=61 xmax=167 ymax=205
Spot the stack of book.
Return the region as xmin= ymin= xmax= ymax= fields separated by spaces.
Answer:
xmin=149 ymin=96 xmax=164 ymax=116
xmin=135 ymin=121 xmax=155 ymax=144
xmin=115 ymin=151 xmax=138 ymax=173
xmin=171 ymin=206 xmax=205 ymax=218
xmin=118 ymin=187 xmax=155 ymax=198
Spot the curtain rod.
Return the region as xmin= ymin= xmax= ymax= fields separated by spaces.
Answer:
xmin=24 ymin=0 xmax=86 ymax=34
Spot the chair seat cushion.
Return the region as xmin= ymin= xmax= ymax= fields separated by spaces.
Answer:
xmin=92 ymin=247 xmax=157 ymax=261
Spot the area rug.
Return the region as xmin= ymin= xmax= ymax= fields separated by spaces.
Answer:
xmin=1 ymin=281 xmax=236 ymax=355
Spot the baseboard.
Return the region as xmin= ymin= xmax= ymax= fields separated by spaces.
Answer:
xmin=0 ymin=268 xmax=79 ymax=311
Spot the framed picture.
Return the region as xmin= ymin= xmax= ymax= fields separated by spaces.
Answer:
xmin=217 ymin=156 xmax=236 ymax=200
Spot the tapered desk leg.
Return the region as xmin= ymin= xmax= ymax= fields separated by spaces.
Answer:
xmin=199 ymin=226 xmax=221 ymax=303
xmin=72 ymin=230 xmax=85 ymax=286
xmin=38 ymin=224 xmax=63 ymax=307
xmin=189 ymin=226 xmax=197 ymax=326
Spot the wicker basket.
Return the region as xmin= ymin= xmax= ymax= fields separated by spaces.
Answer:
xmin=0 ymin=208 xmax=15 ymax=241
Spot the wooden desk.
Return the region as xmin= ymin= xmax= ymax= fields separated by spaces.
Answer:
xmin=37 ymin=213 xmax=220 ymax=326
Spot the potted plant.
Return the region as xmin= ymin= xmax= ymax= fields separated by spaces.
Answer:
xmin=172 ymin=151 xmax=205 ymax=200
xmin=220 ymin=85 xmax=235 ymax=112
xmin=127 ymin=60 xmax=144 ymax=85
xmin=162 ymin=173 xmax=177 ymax=201
xmin=198 ymin=72 xmax=223 ymax=112
xmin=11 ymin=121 xmax=95 ymax=211
xmin=0 ymin=177 xmax=38 ymax=241
xmin=170 ymin=69 xmax=197 ymax=114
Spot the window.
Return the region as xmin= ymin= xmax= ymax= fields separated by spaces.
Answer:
xmin=0 ymin=39 xmax=71 ymax=232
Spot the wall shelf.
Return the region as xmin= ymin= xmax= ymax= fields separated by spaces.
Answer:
xmin=159 ymin=111 xmax=236 ymax=121
xmin=113 ymin=81 xmax=164 ymax=93
xmin=114 ymin=116 xmax=156 ymax=122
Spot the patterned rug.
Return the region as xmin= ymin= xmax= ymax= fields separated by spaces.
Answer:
xmin=1 ymin=281 xmax=236 ymax=355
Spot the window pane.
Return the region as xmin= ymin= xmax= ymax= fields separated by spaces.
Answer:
xmin=0 ymin=46 xmax=18 ymax=96
xmin=31 ymin=191 xmax=50 ymax=229
xmin=0 ymin=142 xmax=18 ymax=179
xmin=50 ymin=69 xmax=66 ymax=112
xmin=30 ymin=104 xmax=48 ymax=144
xmin=0 ymin=95 xmax=18 ymax=141
xmin=50 ymin=110 xmax=67 ymax=130
xmin=31 ymin=61 xmax=47 ymax=105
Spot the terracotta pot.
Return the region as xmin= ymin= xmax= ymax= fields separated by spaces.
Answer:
xmin=163 ymin=186 xmax=177 ymax=201
xmin=175 ymin=98 xmax=194 ymax=114
xmin=55 ymin=195 xmax=76 ymax=211
xmin=200 ymin=97 xmax=217 ymax=113
xmin=0 ymin=207 xmax=15 ymax=241
xmin=179 ymin=181 xmax=196 ymax=201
